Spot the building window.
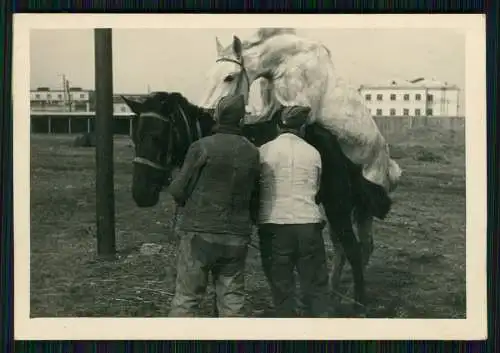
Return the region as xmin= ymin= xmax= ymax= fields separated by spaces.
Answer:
xmin=376 ymin=94 xmax=383 ymax=101
xmin=376 ymin=109 xmax=383 ymax=116
xmin=47 ymin=94 xmax=52 ymax=99
xmin=35 ymin=94 xmax=40 ymax=99
xmin=426 ymin=108 xmax=433 ymax=116
xmin=365 ymin=94 xmax=371 ymax=101
xmin=80 ymin=94 xmax=85 ymax=99
xmin=415 ymin=94 xmax=422 ymax=101
xmin=390 ymin=94 xmax=396 ymax=101
xmin=415 ymin=109 xmax=421 ymax=116
xmin=58 ymin=94 xmax=62 ymax=99
xmin=403 ymin=94 xmax=410 ymax=101
xmin=389 ymin=108 xmax=396 ymax=116
xmin=403 ymin=108 xmax=409 ymax=116
xmin=121 ymin=106 xmax=127 ymax=112
xmin=427 ymin=94 xmax=433 ymax=102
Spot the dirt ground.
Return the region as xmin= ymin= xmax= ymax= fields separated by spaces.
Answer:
xmin=30 ymin=126 xmax=466 ymax=318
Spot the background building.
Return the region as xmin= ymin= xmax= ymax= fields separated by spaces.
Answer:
xmin=30 ymin=86 xmax=91 ymax=112
xmin=32 ymin=76 xmax=461 ymax=118
xmin=359 ymin=78 xmax=460 ymax=117
xmin=30 ymin=87 xmax=146 ymax=114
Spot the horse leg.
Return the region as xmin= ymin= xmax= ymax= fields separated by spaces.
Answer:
xmin=329 ymin=208 xmax=366 ymax=286
xmin=318 ymin=205 xmax=347 ymax=295
xmin=324 ymin=205 xmax=366 ymax=309
xmin=328 ymin=225 xmax=347 ymax=310
xmin=327 ymin=224 xmax=347 ymax=292
xmin=354 ymin=209 xmax=374 ymax=268
xmin=211 ymin=273 xmax=219 ymax=317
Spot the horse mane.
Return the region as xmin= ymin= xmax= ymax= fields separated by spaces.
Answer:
xmin=240 ymin=28 xmax=298 ymax=50
xmin=165 ymin=92 xmax=214 ymax=124
xmin=146 ymin=92 xmax=213 ymax=167
xmin=255 ymin=28 xmax=297 ymax=40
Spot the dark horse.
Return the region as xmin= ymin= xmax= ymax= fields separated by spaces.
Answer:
xmin=122 ymin=91 xmax=393 ymax=309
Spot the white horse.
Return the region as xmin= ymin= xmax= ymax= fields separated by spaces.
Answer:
xmin=198 ymin=28 xmax=402 ymax=305
xmin=200 ymin=28 xmax=401 ymax=190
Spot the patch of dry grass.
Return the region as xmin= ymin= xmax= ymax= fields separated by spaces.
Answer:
xmin=30 ymin=127 xmax=466 ymax=318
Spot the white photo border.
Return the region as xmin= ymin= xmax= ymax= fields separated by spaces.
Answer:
xmin=13 ymin=13 xmax=487 ymax=340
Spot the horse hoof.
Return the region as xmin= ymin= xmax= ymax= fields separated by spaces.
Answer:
xmin=351 ymin=300 xmax=367 ymax=316
xmin=354 ymin=306 xmax=367 ymax=318
xmin=330 ymin=293 xmax=341 ymax=309
xmin=354 ymin=293 xmax=367 ymax=308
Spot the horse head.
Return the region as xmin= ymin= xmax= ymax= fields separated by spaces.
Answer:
xmin=122 ymin=91 xmax=196 ymax=207
xmin=198 ymin=28 xmax=304 ymax=116
xmin=199 ymin=35 xmax=253 ymax=110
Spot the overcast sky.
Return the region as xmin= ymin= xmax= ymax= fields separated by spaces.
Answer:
xmin=30 ymin=28 xmax=466 ymax=114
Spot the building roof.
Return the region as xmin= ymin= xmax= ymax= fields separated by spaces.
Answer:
xmin=30 ymin=88 xmax=148 ymax=97
xmin=113 ymin=93 xmax=148 ymax=103
xmin=30 ymin=87 xmax=93 ymax=92
xmin=360 ymin=77 xmax=459 ymax=90
xmin=30 ymin=89 xmax=148 ymax=101
xmin=409 ymin=77 xmax=452 ymax=87
xmin=31 ymin=89 xmax=66 ymax=93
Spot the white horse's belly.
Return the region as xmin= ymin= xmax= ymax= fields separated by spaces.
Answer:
xmin=274 ymin=77 xmax=400 ymax=191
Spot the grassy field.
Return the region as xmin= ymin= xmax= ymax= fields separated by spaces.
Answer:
xmin=30 ymin=126 xmax=466 ymax=318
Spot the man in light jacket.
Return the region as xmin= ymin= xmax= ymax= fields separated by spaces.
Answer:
xmin=257 ymin=105 xmax=330 ymax=318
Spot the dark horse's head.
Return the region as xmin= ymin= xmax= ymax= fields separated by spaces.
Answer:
xmin=122 ymin=92 xmax=214 ymax=207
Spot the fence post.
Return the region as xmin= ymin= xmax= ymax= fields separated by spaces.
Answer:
xmin=94 ymin=28 xmax=116 ymax=257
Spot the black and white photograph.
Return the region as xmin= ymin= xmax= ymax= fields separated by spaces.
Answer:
xmin=13 ymin=14 xmax=486 ymax=340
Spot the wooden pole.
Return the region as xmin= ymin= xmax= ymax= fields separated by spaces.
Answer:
xmin=94 ymin=28 xmax=116 ymax=256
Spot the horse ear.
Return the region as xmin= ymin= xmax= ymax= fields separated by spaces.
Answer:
xmin=215 ymin=36 xmax=224 ymax=57
xmin=232 ymin=35 xmax=243 ymax=60
xmin=121 ymin=96 xmax=144 ymax=115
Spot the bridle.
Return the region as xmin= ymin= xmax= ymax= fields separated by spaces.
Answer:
xmin=132 ymin=111 xmax=174 ymax=172
xmin=215 ymin=56 xmax=251 ymax=99
xmin=132 ymin=104 xmax=203 ymax=176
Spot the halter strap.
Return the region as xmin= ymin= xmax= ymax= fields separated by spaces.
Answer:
xmin=215 ymin=57 xmax=251 ymax=95
xmin=176 ymin=104 xmax=203 ymax=141
xmin=195 ymin=119 xmax=202 ymax=139
xmin=135 ymin=104 xmax=203 ymax=172
xmin=140 ymin=111 xmax=171 ymax=123
xmin=135 ymin=110 xmax=176 ymax=171
xmin=177 ymin=105 xmax=193 ymax=144
xmin=216 ymin=57 xmax=244 ymax=67
xmin=133 ymin=156 xmax=168 ymax=171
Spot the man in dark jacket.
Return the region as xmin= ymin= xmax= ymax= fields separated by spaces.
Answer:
xmin=168 ymin=94 xmax=260 ymax=317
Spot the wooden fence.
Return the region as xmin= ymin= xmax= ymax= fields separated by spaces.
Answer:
xmin=373 ymin=115 xmax=465 ymax=140
xmin=30 ymin=112 xmax=465 ymax=138
xmin=30 ymin=111 xmax=135 ymax=136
